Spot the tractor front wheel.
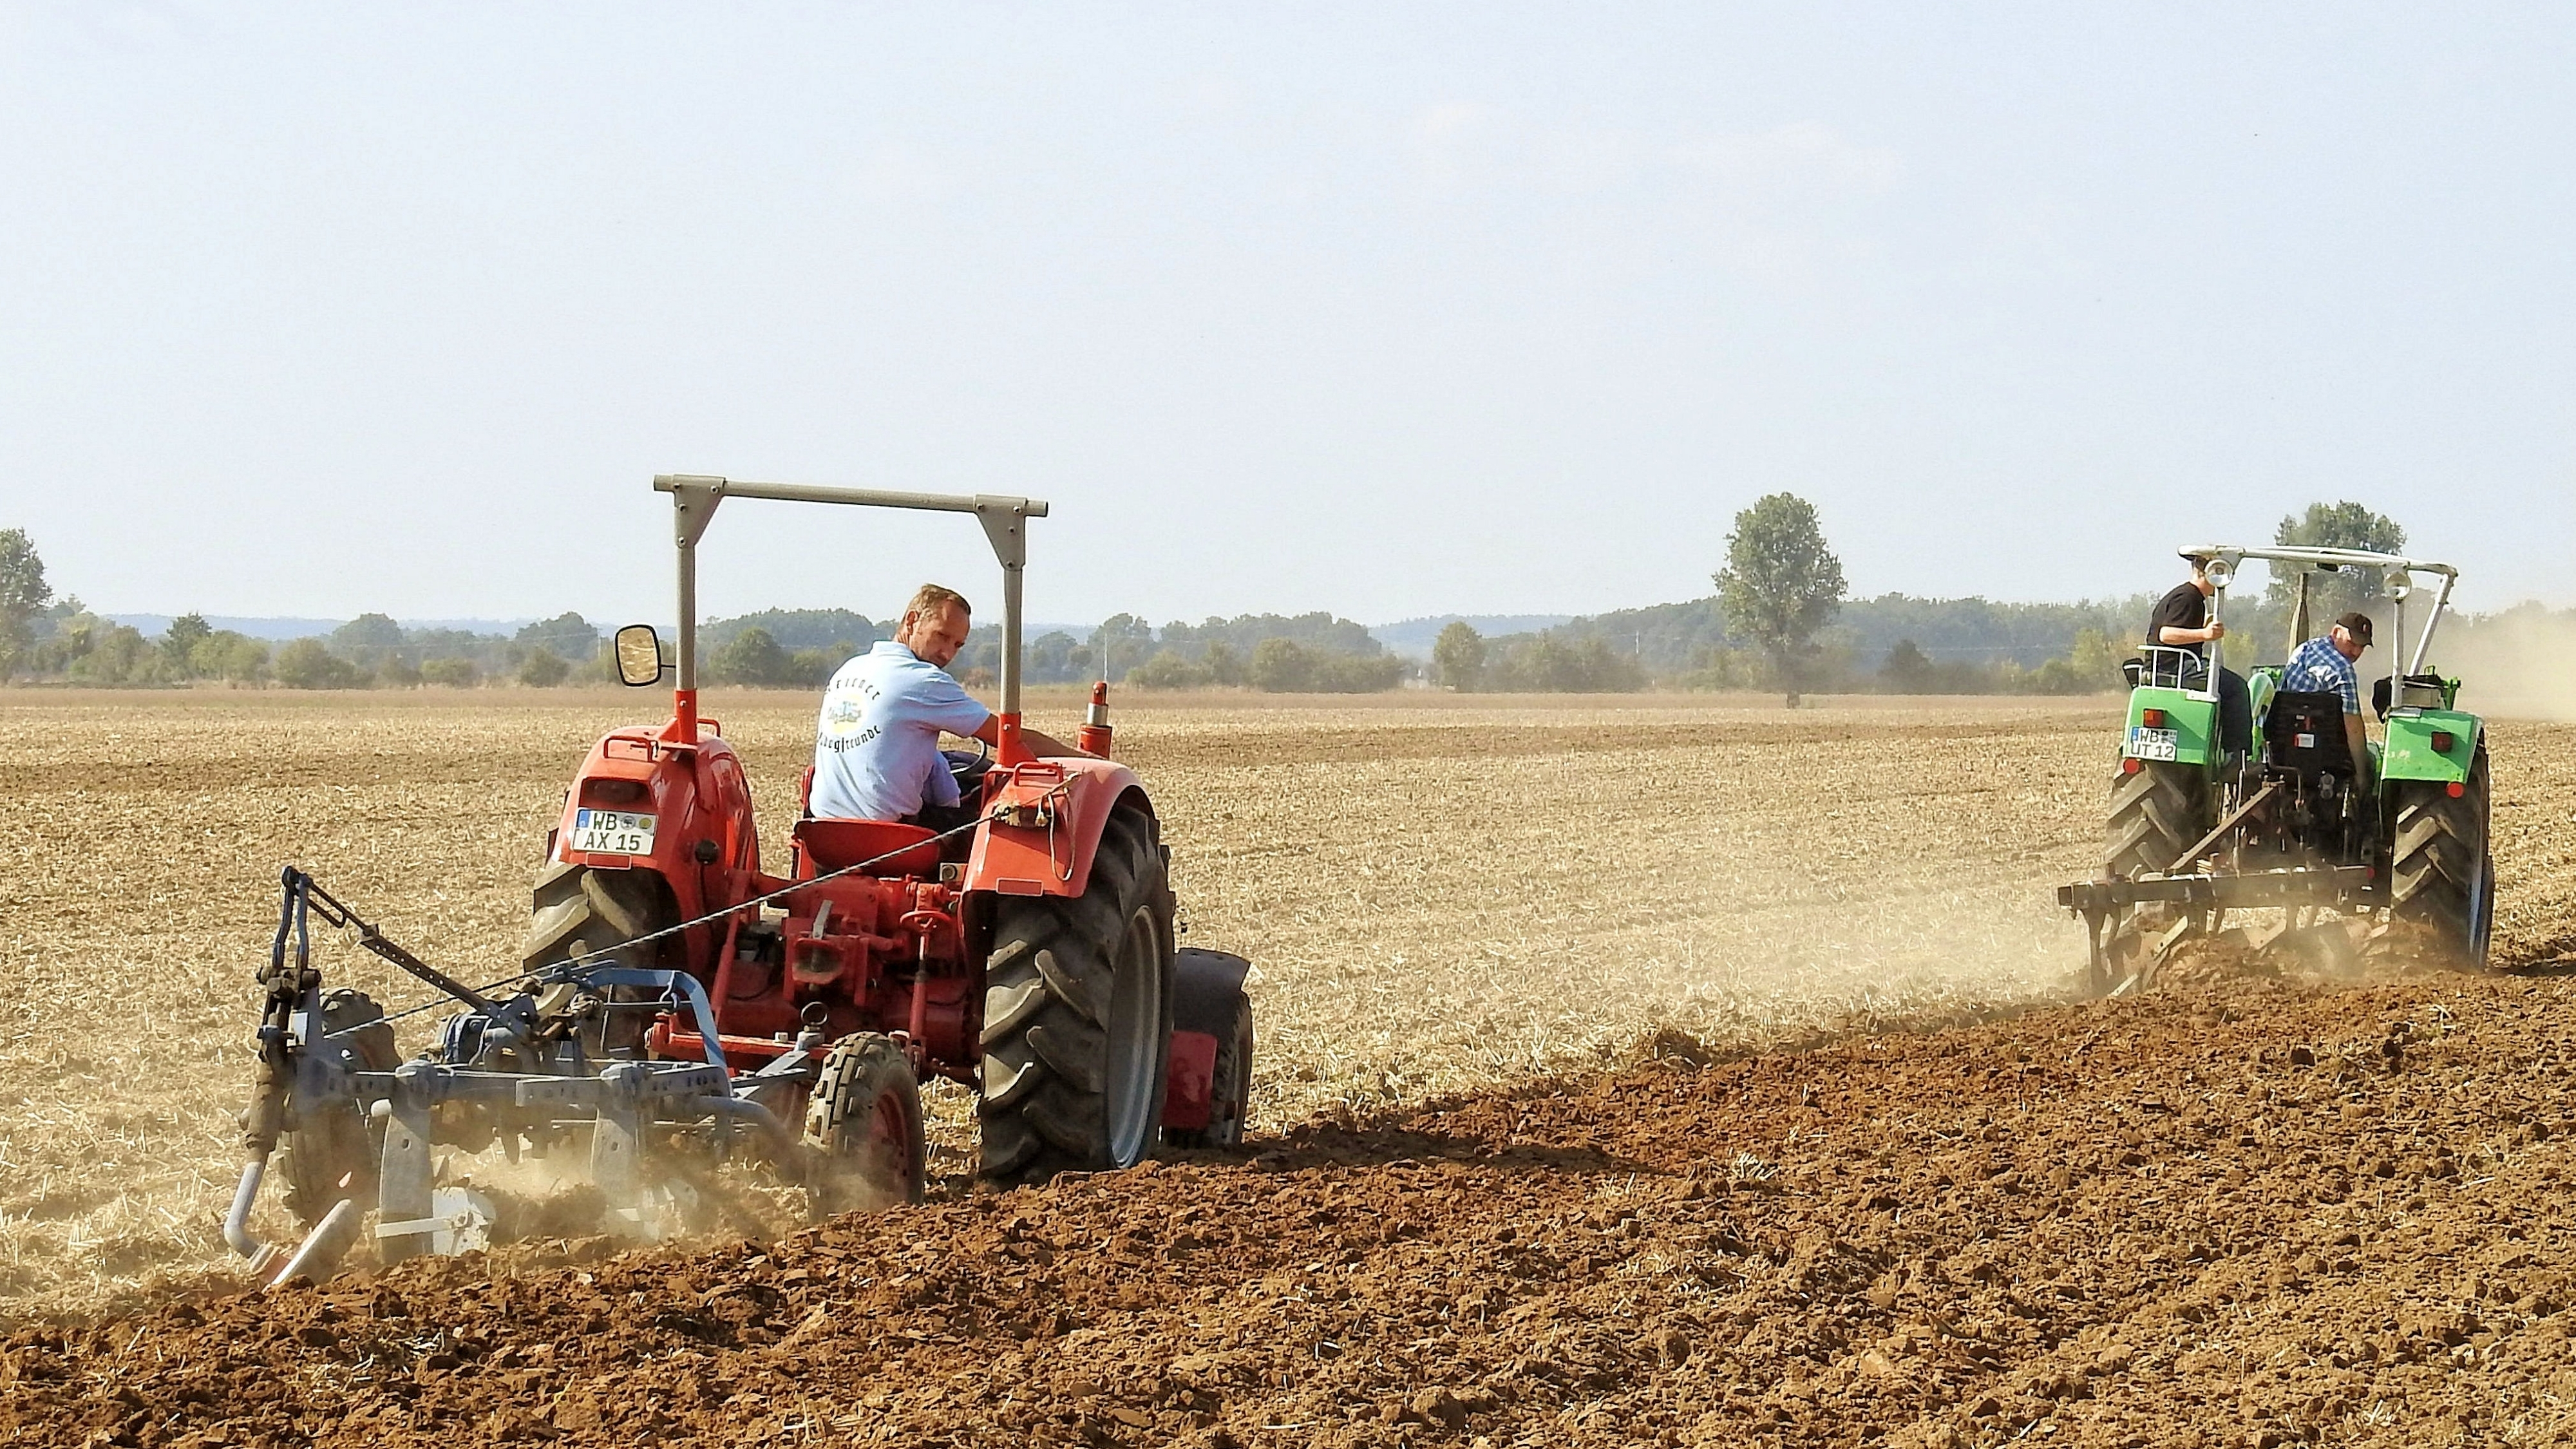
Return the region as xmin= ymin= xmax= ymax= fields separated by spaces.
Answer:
xmin=276 ymin=989 xmax=399 ymax=1230
xmin=803 ymin=1034 xmax=925 ymax=1217
xmin=2376 ymin=746 xmax=2494 ymax=969
xmin=976 ymin=809 xmax=1174 ymax=1186
xmin=521 ymin=860 xmax=681 ymax=1056
xmin=1166 ymin=989 xmax=1253 ymax=1150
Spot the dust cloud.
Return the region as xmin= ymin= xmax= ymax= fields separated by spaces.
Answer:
xmin=2438 ymin=603 xmax=2576 ymax=722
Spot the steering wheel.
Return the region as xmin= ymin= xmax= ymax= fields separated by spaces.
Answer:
xmin=948 ymin=735 xmax=992 ymax=785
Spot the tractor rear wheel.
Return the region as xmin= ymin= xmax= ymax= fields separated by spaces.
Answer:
xmin=277 ymin=989 xmax=399 ymax=1229
xmin=976 ymin=808 xmax=1173 ymax=1186
xmin=2094 ymin=759 xmax=2211 ymax=992
xmin=522 ymin=859 xmax=680 ymax=1054
xmin=2378 ymin=746 xmax=2494 ymax=968
xmin=803 ymin=1034 xmax=925 ymax=1217
xmin=2103 ymin=759 xmax=2210 ymax=880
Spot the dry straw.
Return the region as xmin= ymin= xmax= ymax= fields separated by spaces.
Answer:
xmin=1 ymin=690 xmax=2562 ymax=1319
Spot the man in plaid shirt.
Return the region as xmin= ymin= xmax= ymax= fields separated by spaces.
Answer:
xmin=2281 ymin=611 xmax=2375 ymax=776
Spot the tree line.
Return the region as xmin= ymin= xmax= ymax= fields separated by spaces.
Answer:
xmin=1 ymin=601 xmax=616 ymax=689
xmin=0 ymin=500 xmax=2516 ymax=697
xmin=694 ymin=609 xmax=1404 ymax=693
xmin=0 ymin=533 xmax=1420 ymax=696
xmin=1424 ymin=497 xmax=2448 ymax=703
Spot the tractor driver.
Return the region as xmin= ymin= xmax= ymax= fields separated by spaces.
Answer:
xmin=810 ymin=583 xmax=1089 ymax=833
xmin=2147 ymin=554 xmax=2252 ymax=759
xmin=2281 ymin=611 xmax=2376 ymax=780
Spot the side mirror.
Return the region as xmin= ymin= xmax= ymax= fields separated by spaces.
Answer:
xmin=613 ymin=624 xmax=667 ymax=688
xmin=2371 ymin=676 xmax=2392 ymax=721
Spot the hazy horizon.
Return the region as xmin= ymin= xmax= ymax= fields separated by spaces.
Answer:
xmin=6 ymin=5 xmax=2570 ymax=625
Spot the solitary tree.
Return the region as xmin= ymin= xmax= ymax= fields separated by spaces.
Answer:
xmin=0 ymin=528 xmax=52 ymax=681
xmin=1716 ymin=493 xmax=1846 ymax=707
xmin=1432 ymin=621 xmax=1486 ymax=691
xmin=2266 ymin=501 xmax=2407 ymax=623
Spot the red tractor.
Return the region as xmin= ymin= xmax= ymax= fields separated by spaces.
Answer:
xmin=531 ymin=476 xmax=1255 ymax=1204
xmin=229 ymin=477 xmax=1253 ymax=1274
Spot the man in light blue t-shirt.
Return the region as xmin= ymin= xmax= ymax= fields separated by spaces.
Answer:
xmin=810 ymin=583 xmax=1086 ymax=829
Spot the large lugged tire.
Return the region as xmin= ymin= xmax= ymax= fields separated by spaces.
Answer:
xmin=277 ymin=989 xmax=399 ymax=1229
xmin=2091 ymin=759 xmax=2212 ymax=993
xmin=522 ymin=859 xmax=680 ymax=1054
xmin=2382 ymin=745 xmax=2494 ymax=968
xmin=976 ymin=808 xmax=1174 ymax=1186
xmin=803 ymin=1034 xmax=925 ymax=1217
xmin=2104 ymin=759 xmax=2211 ymax=880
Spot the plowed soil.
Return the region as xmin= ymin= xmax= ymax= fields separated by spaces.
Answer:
xmin=1 ymin=692 xmax=2129 ymax=1316
xmin=12 ymin=968 xmax=2576 ymax=1448
xmin=3 ymin=692 xmax=2572 ymax=1446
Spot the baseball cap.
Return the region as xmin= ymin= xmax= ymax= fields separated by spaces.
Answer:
xmin=2334 ymin=611 xmax=2374 ymax=645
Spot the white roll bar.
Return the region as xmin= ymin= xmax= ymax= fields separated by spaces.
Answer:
xmin=650 ymin=475 xmax=1048 ymax=744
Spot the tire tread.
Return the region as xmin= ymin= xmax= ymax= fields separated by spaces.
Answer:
xmin=974 ymin=807 xmax=1172 ymax=1186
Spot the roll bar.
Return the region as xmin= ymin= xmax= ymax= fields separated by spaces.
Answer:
xmin=2175 ymin=544 xmax=2462 ymax=679
xmin=649 ymin=475 xmax=1049 ymax=760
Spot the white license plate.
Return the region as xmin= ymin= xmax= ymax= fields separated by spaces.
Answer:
xmin=2126 ymin=726 xmax=2179 ymax=761
xmin=569 ymin=808 xmax=656 ymax=856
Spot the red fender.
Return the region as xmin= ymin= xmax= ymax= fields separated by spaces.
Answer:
xmin=962 ymin=757 xmax=1151 ymax=898
xmin=546 ymin=723 xmax=762 ymax=978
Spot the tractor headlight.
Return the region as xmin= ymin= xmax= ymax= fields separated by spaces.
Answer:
xmin=2383 ymin=569 xmax=2413 ymax=601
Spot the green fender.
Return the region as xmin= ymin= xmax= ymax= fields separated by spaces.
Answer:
xmin=2380 ymin=708 xmax=2481 ymax=786
xmin=2123 ymin=687 xmax=2219 ymax=768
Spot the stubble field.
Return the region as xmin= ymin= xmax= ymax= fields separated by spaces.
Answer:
xmin=5 ymin=688 xmax=2576 ymax=1447
xmin=0 ymin=687 xmax=2135 ymax=1318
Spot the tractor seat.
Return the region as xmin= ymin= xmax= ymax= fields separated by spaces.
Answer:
xmin=2263 ymin=690 xmax=2356 ymax=779
xmin=793 ymin=818 xmax=943 ymax=880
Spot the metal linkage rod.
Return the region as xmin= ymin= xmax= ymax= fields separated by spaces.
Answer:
xmin=285 ymin=869 xmax=495 ymax=1012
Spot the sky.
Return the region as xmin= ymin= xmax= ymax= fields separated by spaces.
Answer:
xmin=3 ymin=3 xmax=2570 ymax=629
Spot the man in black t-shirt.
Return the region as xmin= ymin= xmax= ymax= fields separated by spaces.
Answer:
xmin=2144 ymin=554 xmax=2251 ymax=757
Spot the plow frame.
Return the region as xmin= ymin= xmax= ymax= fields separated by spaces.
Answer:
xmin=2060 ymin=866 xmax=2385 ymax=993
xmin=232 ymin=871 xmax=824 ymax=1280
xmin=360 ymin=967 xmax=810 ymax=1263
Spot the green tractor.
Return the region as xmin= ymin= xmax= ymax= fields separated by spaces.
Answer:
xmin=2061 ymin=545 xmax=2495 ymax=991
